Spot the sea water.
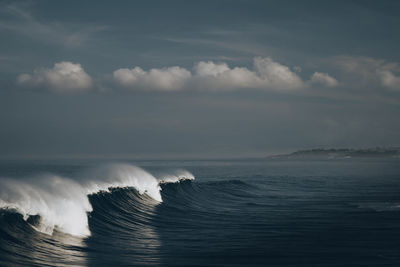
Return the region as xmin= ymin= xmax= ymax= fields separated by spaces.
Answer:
xmin=0 ymin=158 xmax=399 ymax=266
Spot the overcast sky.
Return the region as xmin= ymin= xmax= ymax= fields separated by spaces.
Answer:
xmin=1 ymin=0 xmax=400 ymax=159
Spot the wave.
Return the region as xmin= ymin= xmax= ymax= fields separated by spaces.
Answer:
xmin=0 ymin=163 xmax=194 ymax=237
xmin=357 ymin=202 xmax=400 ymax=212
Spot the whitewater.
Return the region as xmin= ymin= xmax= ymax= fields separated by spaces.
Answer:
xmin=0 ymin=163 xmax=194 ymax=237
xmin=1 ymin=159 xmax=399 ymax=266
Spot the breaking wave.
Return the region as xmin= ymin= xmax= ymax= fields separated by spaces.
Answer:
xmin=0 ymin=163 xmax=194 ymax=237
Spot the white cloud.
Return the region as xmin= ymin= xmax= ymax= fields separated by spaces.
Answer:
xmin=113 ymin=66 xmax=191 ymax=91
xmin=194 ymin=61 xmax=230 ymax=77
xmin=253 ymin=57 xmax=304 ymax=89
xmin=378 ymin=70 xmax=400 ymax=90
xmin=17 ymin=61 xmax=93 ymax=93
xmin=335 ymin=56 xmax=400 ymax=90
xmin=192 ymin=61 xmax=262 ymax=90
xmin=19 ymin=57 xmax=338 ymax=93
xmin=310 ymin=72 xmax=338 ymax=87
xmin=114 ymin=57 xmax=306 ymax=91
xmin=192 ymin=57 xmax=304 ymax=90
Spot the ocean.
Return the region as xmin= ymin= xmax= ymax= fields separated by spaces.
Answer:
xmin=0 ymin=158 xmax=399 ymax=266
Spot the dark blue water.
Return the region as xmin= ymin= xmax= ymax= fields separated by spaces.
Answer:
xmin=0 ymin=159 xmax=399 ymax=266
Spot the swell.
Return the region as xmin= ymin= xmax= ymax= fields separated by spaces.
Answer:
xmin=159 ymin=179 xmax=259 ymax=213
xmin=0 ymin=163 xmax=194 ymax=237
xmin=86 ymin=178 xmax=258 ymax=240
xmin=0 ymin=176 xmax=259 ymax=266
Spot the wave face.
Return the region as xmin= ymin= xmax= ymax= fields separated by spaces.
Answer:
xmin=1 ymin=159 xmax=400 ymax=266
xmin=0 ymin=175 xmax=93 ymax=237
xmin=0 ymin=164 xmax=192 ymax=237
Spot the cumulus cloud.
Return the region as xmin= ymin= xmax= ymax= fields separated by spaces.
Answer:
xmin=17 ymin=62 xmax=93 ymax=93
xmin=114 ymin=57 xmax=306 ymax=91
xmin=335 ymin=56 xmax=400 ymax=90
xmin=113 ymin=66 xmax=191 ymax=91
xmin=191 ymin=57 xmax=304 ymax=90
xmin=377 ymin=70 xmax=400 ymax=90
xmin=192 ymin=61 xmax=262 ymax=90
xmin=19 ymin=57 xmax=338 ymax=93
xmin=194 ymin=61 xmax=231 ymax=77
xmin=310 ymin=72 xmax=339 ymax=87
xmin=253 ymin=57 xmax=304 ymax=89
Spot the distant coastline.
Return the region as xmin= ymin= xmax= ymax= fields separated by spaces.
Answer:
xmin=268 ymin=147 xmax=400 ymax=159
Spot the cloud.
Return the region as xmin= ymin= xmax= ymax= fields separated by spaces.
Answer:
xmin=310 ymin=72 xmax=338 ymax=87
xmin=17 ymin=61 xmax=93 ymax=93
xmin=113 ymin=66 xmax=191 ymax=91
xmin=114 ymin=57 xmax=306 ymax=91
xmin=192 ymin=57 xmax=304 ymax=90
xmin=0 ymin=3 xmax=105 ymax=48
xmin=377 ymin=70 xmax=400 ymax=90
xmin=192 ymin=61 xmax=262 ymax=90
xmin=18 ymin=57 xmax=337 ymax=93
xmin=335 ymin=56 xmax=400 ymax=90
xmin=253 ymin=57 xmax=304 ymax=89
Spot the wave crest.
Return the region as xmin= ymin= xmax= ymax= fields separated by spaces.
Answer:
xmin=0 ymin=163 xmax=194 ymax=237
xmin=159 ymin=169 xmax=195 ymax=184
xmin=0 ymin=175 xmax=92 ymax=237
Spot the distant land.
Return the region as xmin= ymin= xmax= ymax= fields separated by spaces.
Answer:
xmin=268 ymin=147 xmax=400 ymax=159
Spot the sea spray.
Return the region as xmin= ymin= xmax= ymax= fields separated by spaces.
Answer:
xmin=159 ymin=169 xmax=195 ymax=184
xmin=0 ymin=163 xmax=195 ymax=237
xmin=82 ymin=164 xmax=162 ymax=202
xmin=0 ymin=175 xmax=92 ymax=237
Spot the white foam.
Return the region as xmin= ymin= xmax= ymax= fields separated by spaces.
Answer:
xmin=0 ymin=175 xmax=92 ymax=237
xmin=159 ymin=169 xmax=195 ymax=184
xmin=0 ymin=164 xmax=194 ymax=237
xmin=82 ymin=164 xmax=162 ymax=202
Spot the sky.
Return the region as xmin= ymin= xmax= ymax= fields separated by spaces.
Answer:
xmin=0 ymin=0 xmax=400 ymax=159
